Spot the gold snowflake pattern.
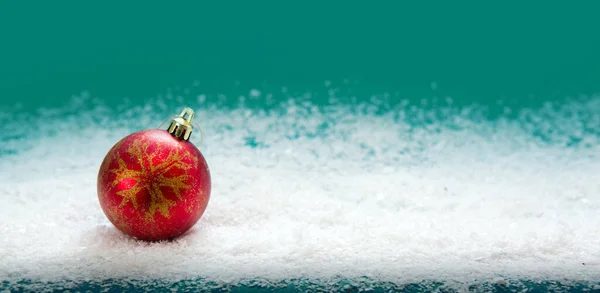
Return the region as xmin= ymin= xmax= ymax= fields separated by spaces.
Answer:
xmin=109 ymin=138 xmax=198 ymax=220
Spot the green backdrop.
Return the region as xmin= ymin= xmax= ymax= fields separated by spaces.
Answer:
xmin=1 ymin=2 xmax=599 ymax=110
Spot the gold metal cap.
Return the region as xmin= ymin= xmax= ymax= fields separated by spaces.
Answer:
xmin=167 ymin=108 xmax=195 ymax=141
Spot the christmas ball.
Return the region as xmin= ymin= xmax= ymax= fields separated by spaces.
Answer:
xmin=97 ymin=108 xmax=211 ymax=241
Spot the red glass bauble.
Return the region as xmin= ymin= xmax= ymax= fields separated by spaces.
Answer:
xmin=97 ymin=110 xmax=211 ymax=241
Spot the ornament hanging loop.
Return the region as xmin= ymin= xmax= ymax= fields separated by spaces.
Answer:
xmin=167 ymin=107 xmax=195 ymax=141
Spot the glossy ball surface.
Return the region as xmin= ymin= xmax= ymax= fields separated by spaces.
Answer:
xmin=97 ymin=129 xmax=211 ymax=241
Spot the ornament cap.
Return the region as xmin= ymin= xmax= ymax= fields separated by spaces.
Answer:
xmin=167 ymin=108 xmax=195 ymax=141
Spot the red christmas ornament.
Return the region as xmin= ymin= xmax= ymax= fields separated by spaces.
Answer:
xmin=97 ymin=108 xmax=211 ymax=241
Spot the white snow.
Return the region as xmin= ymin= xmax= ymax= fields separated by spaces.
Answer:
xmin=1 ymin=95 xmax=600 ymax=286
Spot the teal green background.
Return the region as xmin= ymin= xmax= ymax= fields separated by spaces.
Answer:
xmin=1 ymin=2 xmax=599 ymax=110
